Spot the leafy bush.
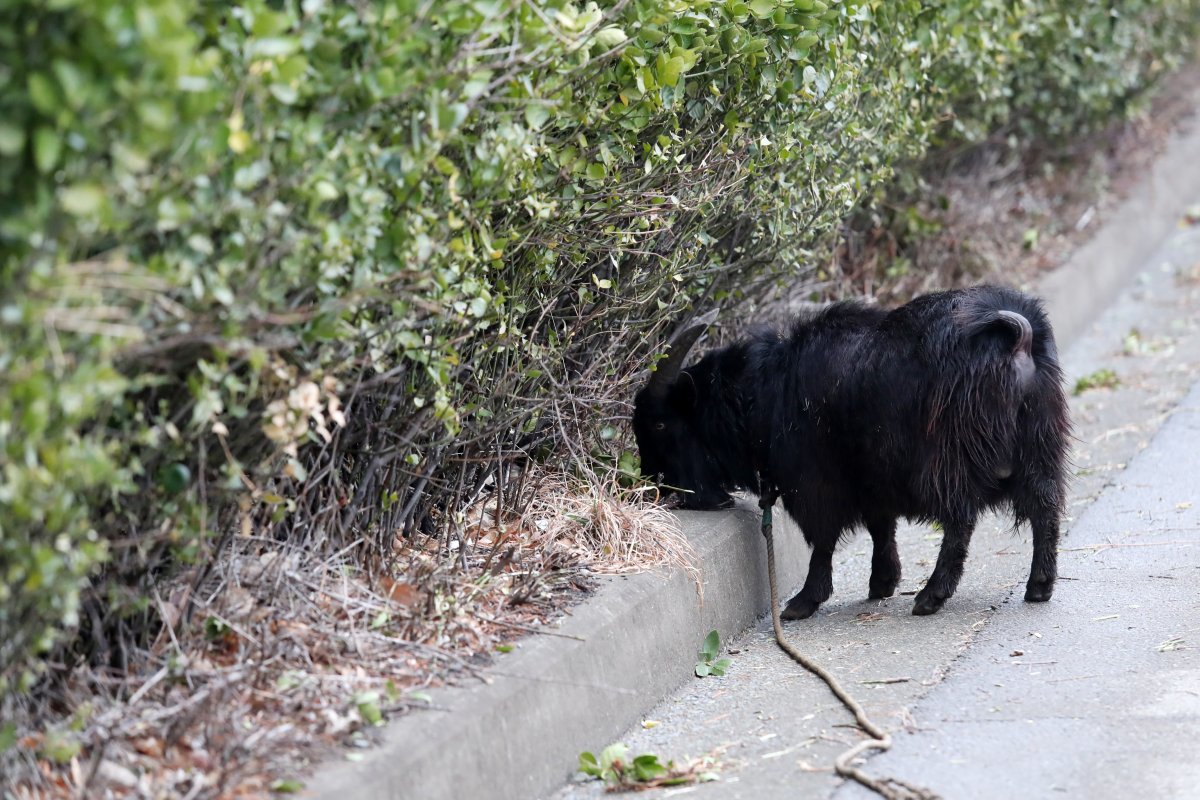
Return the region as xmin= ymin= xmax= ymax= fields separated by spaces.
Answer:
xmin=1 ymin=0 xmax=1196 ymax=694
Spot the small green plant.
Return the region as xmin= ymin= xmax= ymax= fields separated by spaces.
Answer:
xmin=269 ymin=779 xmax=305 ymax=794
xmin=695 ymin=630 xmax=732 ymax=678
xmin=1073 ymin=368 xmax=1121 ymax=396
xmin=578 ymin=743 xmax=718 ymax=790
xmin=1123 ymin=328 xmax=1144 ymax=355
xmin=352 ymin=691 xmax=384 ymax=727
xmin=203 ymin=616 xmax=232 ymax=641
xmin=1022 ymin=227 xmax=1040 ymax=250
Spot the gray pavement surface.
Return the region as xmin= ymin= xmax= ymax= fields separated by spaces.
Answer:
xmin=835 ymin=380 xmax=1200 ymax=800
xmin=550 ymin=214 xmax=1200 ymax=800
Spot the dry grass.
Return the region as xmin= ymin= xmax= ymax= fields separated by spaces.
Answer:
xmin=2 ymin=466 xmax=693 ymax=799
xmin=814 ymin=61 xmax=1200 ymax=308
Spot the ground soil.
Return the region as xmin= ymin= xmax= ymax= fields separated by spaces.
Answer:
xmin=835 ymin=61 xmax=1200 ymax=305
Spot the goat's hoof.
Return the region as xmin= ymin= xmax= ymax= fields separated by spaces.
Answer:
xmin=868 ymin=580 xmax=899 ymax=600
xmin=781 ymin=598 xmax=821 ymax=620
xmin=912 ymin=590 xmax=946 ymax=616
xmin=1024 ymin=582 xmax=1054 ymax=602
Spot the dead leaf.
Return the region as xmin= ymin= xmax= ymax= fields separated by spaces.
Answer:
xmin=97 ymin=760 xmax=139 ymax=789
xmin=378 ymin=576 xmax=423 ymax=609
xmin=133 ymin=737 xmax=164 ymax=758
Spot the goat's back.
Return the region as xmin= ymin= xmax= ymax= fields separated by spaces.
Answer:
xmin=749 ymin=286 xmax=1067 ymax=523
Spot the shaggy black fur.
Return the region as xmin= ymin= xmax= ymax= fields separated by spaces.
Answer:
xmin=633 ymin=286 xmax=1071 ymax=618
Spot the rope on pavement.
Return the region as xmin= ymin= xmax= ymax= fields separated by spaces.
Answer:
xmin=760 ymin=498 xmax=941 ymax=800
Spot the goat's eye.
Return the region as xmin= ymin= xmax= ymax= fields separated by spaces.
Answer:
xmin=654 ymin=422 xmax=666 ymax=431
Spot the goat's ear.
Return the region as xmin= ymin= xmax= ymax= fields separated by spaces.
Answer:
xmin=645 ymin=309 xmax=719 ymax=398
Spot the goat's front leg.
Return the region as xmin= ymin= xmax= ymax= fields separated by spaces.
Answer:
xmin=782 ymin=544 xmax=835 ymax=620
xmin=913 ymin=515 xmax=977 ymax=615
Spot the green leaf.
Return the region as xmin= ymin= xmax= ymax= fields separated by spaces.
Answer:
xmin=657 ymin=55 xmax=686 ymax=88
xmin=701 ymin=629 xmax=721 ymax=660
xmin=249 ymin=37 xmax=300 ymax=58
xmin=0 ymin=722 xmax=16 ymax=753
xmin=749 ymin=0 xmax=776 ymax=18
xmin=269 ymin=83 xmax=299 ymax=105
xmin=270 ymin=779 xmax=305 ymax=793
xmin=594 ymin=26 xmax=627 ymax=49
xmin=694 ymin=662 xmax=711 ymax=677
xmin=276 ymin=672 xmax=301 ymax=691
xmin=28 ymin=73 xmax=59 ymax=115
xmin=524 ymin=104 xmax=550 ymax=129
xmin=51 ymin=61 xmax=89 ymax=109
xmin=59 ymin=184 xmax=106 ymax=217
xmin=204 ymin=616 xmax=231 ymax=640
xmin=157 ymin=463 xmax=191 ymax=494
xmin=632 ymin=754 xmax=667 ymax=782
xmin=33 ymin=127 xmax=61 ymax=173
xmin=0 ymin=121 xmax=26 ymax=156
xmin=40 ymin=730 xmax=81 ymax=764
xmin=794 ymin=31 xmax=820 ymax=49
xmin=354 ymin=691 xmax=384 ymax=726
xmin=710 ymin=657 xmax=732 ymax=676
xmin=314 ymin=179 xmax=339 ymax=201
xmin=579 ymin=751 xmax=602 ymax=777
xmin=599 ymin=742 xmax=629 ymax=770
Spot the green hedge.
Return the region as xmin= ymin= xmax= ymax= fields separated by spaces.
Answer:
xmin=1 ymin=0 xmax=1196 ymax=694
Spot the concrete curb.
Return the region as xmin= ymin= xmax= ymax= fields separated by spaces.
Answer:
xmin=1036 ymin=91 xmax=1200 ymax=348
xmin=305 ymin=504 xmax=809 ymax=800
xmin=306 ymin=94 xmax=1200 ymax=800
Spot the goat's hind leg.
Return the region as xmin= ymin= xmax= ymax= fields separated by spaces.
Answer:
xmin=1024 ymin=510 xmax=1058 ymax=602
xmin=913 ymin=514 xmax=977 ymax=616
xmin=1013 ymin=444 xmax=1066 ymax=602
xmin=1017 ymin=479 xmax=1063 ymax=602
xmin=866 ymin=515 xmax=901 ymax=599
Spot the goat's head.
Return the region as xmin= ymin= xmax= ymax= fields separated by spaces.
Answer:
xmin=632 ymin=310 xmax=734 ymax=510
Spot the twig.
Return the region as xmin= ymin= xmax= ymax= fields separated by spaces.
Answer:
xmin=472 ymin=612 xmax=587 ymax=641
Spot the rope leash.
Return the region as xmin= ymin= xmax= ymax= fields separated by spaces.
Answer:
xmin=758 ymin=497 xmax=941 ymax=800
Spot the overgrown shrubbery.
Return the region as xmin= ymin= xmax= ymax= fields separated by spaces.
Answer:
xmin=1 ymin=0 xmax=1196 ymax=695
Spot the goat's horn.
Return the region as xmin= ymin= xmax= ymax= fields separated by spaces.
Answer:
xmin=646 ymin=308 xmax=719 ymax=397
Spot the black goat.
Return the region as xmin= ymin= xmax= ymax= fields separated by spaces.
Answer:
xmin=633 ymin=286 xmax=1070 ymax=618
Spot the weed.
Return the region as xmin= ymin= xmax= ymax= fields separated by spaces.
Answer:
xmin=578 ymin=743 xmax=719 ymax=790
xmin=1073 ymin=368 xmax=1120 ymax=395
xmin=695 ymin=630 xmax=732 ymax=678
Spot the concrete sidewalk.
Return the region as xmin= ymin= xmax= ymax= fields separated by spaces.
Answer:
xmin=836 ymin=381 xmax=1200 ymax=799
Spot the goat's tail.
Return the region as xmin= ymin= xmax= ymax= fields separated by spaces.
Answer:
xmin=965 ymin=308 xmax=1037 ymax=392
xmin=995 ymin=310 xmax=1036 ymax=390
xmin=993 ymin=310 xmax=1032 ymax=358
